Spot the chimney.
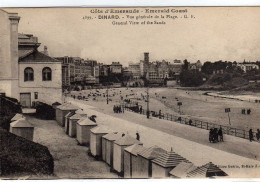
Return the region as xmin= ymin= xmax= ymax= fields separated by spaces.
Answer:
xmin=144 ymin=52 xmax=149 ymax=63
xmin=43 ymin=46 xmax=49 ymax=55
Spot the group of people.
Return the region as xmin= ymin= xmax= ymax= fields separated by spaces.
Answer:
xmin=113 ymin=105 xmax=124 ymax=113
xmin=241 ymin=108 xmax=251 ymax=115
xmin=209 ymin=127 xmax=223 ymax=143
xmin=249 ymin=128 xmax=260 ymax=142
xmin=121 ymin=132 xmax=140 ymax=141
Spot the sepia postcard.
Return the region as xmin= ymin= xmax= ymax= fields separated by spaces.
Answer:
xmin=0 ymin=7 xmax=260 ymax=179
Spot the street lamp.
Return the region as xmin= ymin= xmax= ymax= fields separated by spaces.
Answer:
xmin=177 ymin=101 xmax=182 ymax=114
xmin=146 ymin=83 xmax=150 ymax=119
xmin=106 ymin=85 xmax=109 ymax=104
xmin=225 ymin=108 xmax=231 ymax=125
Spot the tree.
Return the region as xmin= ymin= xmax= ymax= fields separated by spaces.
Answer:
xmin=182 ymin=59 xmax=189 ymax=71
xmin=179 ymin=70 xmax=203 ymax=87
xmin=201 ymin=61 xmax=214 ymax=75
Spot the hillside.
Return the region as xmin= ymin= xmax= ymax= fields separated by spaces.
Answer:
xmin=199 ymin=73 xmax=250 ymax=91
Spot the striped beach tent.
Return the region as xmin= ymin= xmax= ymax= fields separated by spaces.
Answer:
xmin=151 ymin=151 xmax=190 ymax=178
xmin=187 ymin=162 xmax=228 ymax=178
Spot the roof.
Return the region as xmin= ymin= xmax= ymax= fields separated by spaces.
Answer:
xmin=90 ymin=126 xmax=113 ymax=134
xmin=18 ymin=49 xmax=34 ymax=59
xmin=56 ymin=103 xmax=79 ymax=110
xmin=19 ymin=50 xmax=61 ymax=63
xmin=65 ymin=111 xmax=75 ymax=118
xmin=103 ymin=132 xmax=123 ymax=141
xmin=114 ymin=135 xmax=142 ymax=146
xmin=169 ymin=162 xmax=197 ymax=178
xmin=187 ymin=162 xmax=228 ymax=178
xmin=10 ymin=118 xmax=33 ymax=128
xmin=70 ymin=113 xmax=87 ymax=120
xmin=152 ymin=151 xmax=190 ymax=168
xmin=18 ymin=33 xmax=31 ymax=39
xmin=75 ymin=109 xmax=87 ymax=115
xmin=77 ymin=118 xmax=97 ymax=126
xmin=11 ymin=113 xmax=24 ymax=121
xmin=124 ymin=144 xmax=145 ymax=156
xmin=138 ymin=145 xmax=167 ymax=160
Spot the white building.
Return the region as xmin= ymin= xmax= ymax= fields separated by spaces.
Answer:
xmin=18 ymin=49 xmax=62 ymax=107
xmin=236 ymin=63 xmax=259 ymax=73
xmin=0 ymin=9 xmax=62 ymax=107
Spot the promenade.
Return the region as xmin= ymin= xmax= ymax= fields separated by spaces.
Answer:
xmin=67 ymin=97 xmax=260 ymax=178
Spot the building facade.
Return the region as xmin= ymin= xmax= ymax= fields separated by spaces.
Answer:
xmin=0 ymin=10 xmax=20 ymax=99
xmin=110 ymin=62 xmax=123 ymax=74
xmin=18 ymin=34 xmax=62 ymax=107
xmin=236 ymin=63 xmax=259 ymax=73
xmin=0 ymin=10 xmax=63 ymax=107
xmin=128 ymin=63 xmax=141 ymax=79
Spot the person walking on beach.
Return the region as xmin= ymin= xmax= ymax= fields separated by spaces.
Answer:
xmin=249 ymin=129 xmax=253 ymax=142
xmin=136 ymin=132 xmax=140 ymax=141
xmin=189 ymin=119 xmax=192 ymax=126
xmin=139 ymin=106 xmax=142 ymax=114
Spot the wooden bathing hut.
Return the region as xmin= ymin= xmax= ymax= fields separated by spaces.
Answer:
xmin=90 ymin=126 xmax=112 ymax=158
xmin=64 ymin=111 xmax=75 ymax=134
xmin=76 ymin=117 xmax=97 ymax=145
xmin=136 ymin=145 xmax=167 ymax=178
xmin=101 ymin=132 xmax=118 ymax=162
xmin=68 ymin=109 xmax=87 ymax=137
xmin=186 ymin=162 xmax=228 ymax=178
xmin=55 ymin=103 xmax=79 ymax=126
xmin=113 ymin=135 xmax=143 ymax=176
xmin=124 ymin=144 xmax=145 ymax=178
xmin=9 ymin=118 xmax=34 ymax=141
xmin=151 ymin=151 xmax=190 ymax=178
xmin=102 ymin=132 xmax=123 ymax=167
xmin=11 ymin=113 xmax=24 ymax=122
xmin=169 ymin=162 xmax=196 ymax=178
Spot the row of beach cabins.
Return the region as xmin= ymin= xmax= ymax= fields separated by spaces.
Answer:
xmin=9 ymin=102 xmax=229 ymax=178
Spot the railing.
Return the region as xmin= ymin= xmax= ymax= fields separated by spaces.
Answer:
xmin=124 ymin=101 xmax=258 ymax=141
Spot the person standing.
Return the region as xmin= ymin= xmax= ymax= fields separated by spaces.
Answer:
xmin=136 ymin=132 xmax=140 ymax=141
xmin=256 ymin=129 xmax=260 ymax=141
xmin=189 ymin=119 xmax=192 ymax=126
xmin=218 ymin=127 xmax=223 ymax=142
xmin=249 ymin=129 xmax=253 ymax=142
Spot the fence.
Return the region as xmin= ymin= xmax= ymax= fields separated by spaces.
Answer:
xmin=124 ymin=101 xmax=258 ymax=142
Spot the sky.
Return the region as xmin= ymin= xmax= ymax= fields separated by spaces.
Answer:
xmin=4 ymin=7 xmax=260 ymax=66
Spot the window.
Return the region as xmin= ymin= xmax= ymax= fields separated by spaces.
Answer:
xmin=42 ymin=67 xmax=52 ymax=81
xmin=24 ymin=67 xmax=34 ymax=81
xmin=34 ymin=92 xmax=38 ymax=99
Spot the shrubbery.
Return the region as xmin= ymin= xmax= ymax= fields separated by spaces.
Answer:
xmin=0 ymin=129 xmax=54 ymax=176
